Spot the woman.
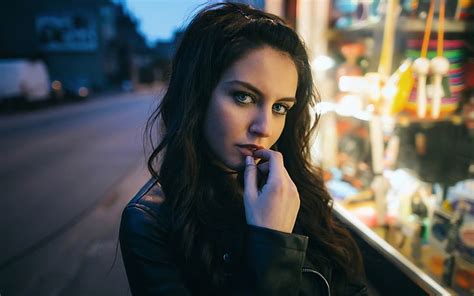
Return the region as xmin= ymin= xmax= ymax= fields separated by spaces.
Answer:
xmin=120 ymin=3 xmax=368 ymax=295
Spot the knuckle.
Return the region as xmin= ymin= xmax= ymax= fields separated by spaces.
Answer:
xmin=244 ymin=167 xmax=256 ymax=177
xmin=289 ymin=185 xmax=298 ymax=195
xmin=246 ymin=163 xmax=257 ymax=170
xmin=271 ymin=183 xmax=285 ymax=195
xmin=290 ymin=181 xmax=298 ymax=193
xmin=273 ymin=151 xmax=283 ymax=162
xmin=289 ymin=183 xmax=299 ymax=197
xmin=295 ymin=198 xmax=300 ymax=208
xmin=288 ymin=187 xmax=298 ymax=198
xmin=273 ymin=182 xmax=285 ymax=195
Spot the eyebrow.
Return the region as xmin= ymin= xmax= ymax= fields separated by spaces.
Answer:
xmin=223 ymin=80 xmax=296 ymax=103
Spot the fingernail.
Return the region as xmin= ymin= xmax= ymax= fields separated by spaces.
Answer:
xmin=246 ymin=156 xmax=253 ymax=166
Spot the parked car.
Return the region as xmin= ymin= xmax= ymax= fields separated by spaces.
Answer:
xmin=51 ymin=77 xmax=91 ymax=101
xmin=0 ymin=59 xmax=51 ymax=103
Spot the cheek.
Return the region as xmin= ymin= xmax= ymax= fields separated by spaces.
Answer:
xmin=271 ymin=119 xmax=286 ymax=145
xmin=205 ymin=99 xmax=238 ymax=146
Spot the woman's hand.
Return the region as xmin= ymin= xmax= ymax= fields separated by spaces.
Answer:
xmin=243 ymin=149 xmax=300 ymax=233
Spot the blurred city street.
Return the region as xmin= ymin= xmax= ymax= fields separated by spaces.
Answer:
xmin=0 ymin=91 xmax=158 ymax=295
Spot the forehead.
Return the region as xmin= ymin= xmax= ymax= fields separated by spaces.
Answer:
xmin=220 ymin=46 xmax=298 ymax=98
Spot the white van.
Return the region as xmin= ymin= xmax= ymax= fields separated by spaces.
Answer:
xmin=0 ymin=59 xmax=51 ymax=103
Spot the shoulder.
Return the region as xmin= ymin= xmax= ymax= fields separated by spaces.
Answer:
xmin=120 ymin=178 xmax=171 ymax=242
xmin=125 ymin=178 xmax=167 ymax=217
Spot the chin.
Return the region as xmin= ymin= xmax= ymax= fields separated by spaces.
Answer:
xmin=224 ymin=156 xmax=246 ymax=172
xmin=211 ymin=148 xmax=247 ymax=172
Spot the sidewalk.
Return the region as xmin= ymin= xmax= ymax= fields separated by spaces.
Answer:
xmin=0 ymin=164 xmax=150 ymax=296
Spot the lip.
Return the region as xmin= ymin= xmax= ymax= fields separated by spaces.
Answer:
xmin=236 ymin=144 xmax=264 ymax=156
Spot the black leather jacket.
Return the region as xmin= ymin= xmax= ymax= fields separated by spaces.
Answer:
xmin=120 ymin=179 xmax=368 ymax=295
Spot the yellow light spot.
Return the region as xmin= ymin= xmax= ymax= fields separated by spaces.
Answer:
xmin=79 ymin=87 xmax=89 ymax=97
xmin=52 ymin=80 xmax=62 ymax=90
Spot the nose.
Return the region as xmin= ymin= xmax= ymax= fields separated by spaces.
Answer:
xmin=249 ymin=108 xmax=272 ymax=138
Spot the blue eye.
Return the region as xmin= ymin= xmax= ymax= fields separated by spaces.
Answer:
xmin=272 ymin=103 xmax=291 ymax=115
xmin=233 ymin=91 xmax=254 ymax=104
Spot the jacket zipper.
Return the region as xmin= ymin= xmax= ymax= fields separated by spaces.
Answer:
xmin=302 ymin=268 xmax=331 ymax=296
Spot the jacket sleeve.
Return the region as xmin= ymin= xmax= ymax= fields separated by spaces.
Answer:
xmin=119 ymin=204 xmax=191 ymax=296
xmin=120 ymin=204 xmax=309 ymax=295
xmin=346 ymin=282 xmax=369 ymax=296
xmin=239 ymin=225 xmax=309 ymax=295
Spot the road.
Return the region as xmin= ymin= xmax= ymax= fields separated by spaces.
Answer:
xmin=0 ymin=91 xmax=158 ymax=295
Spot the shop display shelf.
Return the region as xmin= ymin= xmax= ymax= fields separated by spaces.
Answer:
xmin=334 ymin=202 xmax=455 ymax=295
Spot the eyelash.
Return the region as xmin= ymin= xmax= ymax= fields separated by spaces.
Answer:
xmin=273 ymin=103 xmax=291 ymax=115
xmin=233 ymin=91 xmax=254 ymax=104
xmin=232 ymin=91 xmax=292 ymax=115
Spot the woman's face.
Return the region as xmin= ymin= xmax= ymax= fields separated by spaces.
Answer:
xmin=204 ymin=46 xmax=298 ymax=171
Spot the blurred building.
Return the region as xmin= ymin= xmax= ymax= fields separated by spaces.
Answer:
xmin=0 ymin=0 xmax=294 ymax=94
xmin=149 ymin=0 xmax=283 ymax=83
xmin=0 ymin=0 xmax=151 ymax=93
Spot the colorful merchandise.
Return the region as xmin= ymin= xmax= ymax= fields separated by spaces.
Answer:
xmin=405 ymin=40 xmax=465 ymax=117
xmin=452 ymin=255 xmax=474 ymax=295
xmin=384 ymin=59 xmax=415 ymax=115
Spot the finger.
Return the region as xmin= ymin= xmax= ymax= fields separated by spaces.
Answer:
xmin=252 ymin=149 xmax=284 ymax=182
xmin=257 ymin=161 xmax=270 ymax=174
xmin=243 ymin=156 xmax=258 ymax=200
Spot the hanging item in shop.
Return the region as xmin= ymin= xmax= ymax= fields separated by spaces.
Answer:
xmin=406 ymin=38 xmax=464 ymax=118
xmin=384 ymin=59 xmax=415 ymax=116
xmin=377 ymin=0 xmax=469 ymax=119
xmin=411 ymin=0 xmax=453 ymax=119
xmin=411 ymin=0 xmax=474 ymax=19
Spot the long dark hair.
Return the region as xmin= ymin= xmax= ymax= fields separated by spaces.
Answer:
xmin=146 ymin=2 xmax=363 ymax=294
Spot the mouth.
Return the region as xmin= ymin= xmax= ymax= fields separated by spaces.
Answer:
xmin=236 ymin=144 xmax=264 ymax=156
